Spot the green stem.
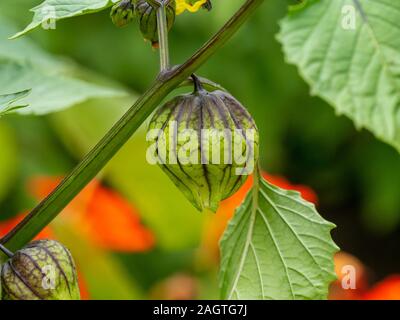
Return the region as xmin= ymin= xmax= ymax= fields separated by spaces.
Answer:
xmin=0 ymin=0 xmax=265 ymax=255
xmin=179 ymin=76 xmax=226 ymax=92
xmin=156 ymin=1 xmax=170 ymax=71
xmin=0 ymin=244 xmax=14 ymax=258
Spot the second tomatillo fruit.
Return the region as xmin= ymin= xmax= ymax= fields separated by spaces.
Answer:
xmin=1 ymin=240 xmax=80 ymax=300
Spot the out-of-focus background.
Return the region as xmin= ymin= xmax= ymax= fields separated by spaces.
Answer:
xmin=0 ymin=0 xmax=400 ymax=299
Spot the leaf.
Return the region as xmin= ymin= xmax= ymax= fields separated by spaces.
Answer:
xmin=0 ymin=89 xmax=30 ymax=116
xmin=0 ymin=17 xmax=127 ymax=115
xmin=10 ymin=0 xmax=117 ymax=39
xmin=0 ymin=16 xmax=63 ymax=70
xmin=278 ymin=0 xmax=400 ymax=152
xmin=0 ymin=61 xmax=124 ymax=115
xmin=219 ymin=175 xmax=338 ymax=300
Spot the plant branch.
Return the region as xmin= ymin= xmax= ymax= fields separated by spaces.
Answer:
xmin=179 ymin=76 xmax=226 ymax=92
xmin=0 ymin=0 xmax=265 ymax=256
xmin=0 ymin=244 xmax=14 ymax=258
xmin=156 ymin=1 xmax=170 ymax=71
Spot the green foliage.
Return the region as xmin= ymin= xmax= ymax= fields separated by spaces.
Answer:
xmin=220 ymin=175 xmax=338 ymax=300
xmin=0 ymin=123 xmax=18 ymax=204
xmin=278 ymin=0 xmax=400 ymax=153
xmin=0 ymin=18 xmax=127 ymax=115
xmin=11 ymin=0 xmax=117 ymax=39
xmin=0 ymin=90 xmax=30 ymax=117
xmin=0 ymin=62 xmax=125 ymax=115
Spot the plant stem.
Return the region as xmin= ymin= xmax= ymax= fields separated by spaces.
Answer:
xmin=0 ymin=244 xmax=14 ymax=258
xmin=0 ymin=0 xmax=265 ymax=255
xmin=157 ymin=1 xmax=170 ymax=71
xmin=179 ymin=76 xmax=226 ymax=92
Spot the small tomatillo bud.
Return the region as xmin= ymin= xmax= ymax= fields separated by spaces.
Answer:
xmin=1 ymin=240 xmax=80 ymax=300
xmin=135 ymin=0 xmax=176 ymax=47
xmin=110 ymin=0 xmax=135 ymax=28
xmin=202 ymin=0 xmax=212 ymax=11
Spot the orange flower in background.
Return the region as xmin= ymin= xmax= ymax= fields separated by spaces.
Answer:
xmin=329 ymin=252 xmax=368 ymax=300
xmin=77 ymin=271 xmax=91 ymax=300
xmin=28 ymin=176 xmax=155 ymax=252
xmin=85 ymin=186 xmax=154 ymax=251
xmin=363 ymin=276 xmax=400 ymax=300
xmin=329 ymin=251 xmax=400 ymax=300
xmin=29 ymin=177 xmax=99 ymax=224
xmin=150 ymin=273 xmax=199 ymax=300
xmin=200 ymin=171 xmax=318 ymax=265
xmin=262 ymin=173 xmax=318 ymax=205
xmin=0 ymin=213 xmax=53 ymax=240
xmin=0 ymin=176 xmax=155 ymax=300
xmin=218 ymin=172 xmax=318 ymax=216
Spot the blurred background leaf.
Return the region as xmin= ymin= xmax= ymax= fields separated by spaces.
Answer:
xmin=0 ymin=16 xmax=128 ymax=115
xmin=0 ymin=61 xmax=126 ymax=115
xmin=0 ymin=89 xmax=30 ymax=116
xmin=11 ymin=0 xmax=116 ymax=39
xmin=0 ymin=122 xmax=18 ymax=203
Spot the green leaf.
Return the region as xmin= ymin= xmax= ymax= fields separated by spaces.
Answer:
xmin=10 ymin=0 xmax=117 ymax=39
xmin=0 ymin=61 xmax=123 ymax=115
xmin=219 ymin=175 xmax=338 ymax=300
xmin=0 ymin=16 xmax=63 ymax=70
xmin=0 ymin=89 xmax=30 ymax=116
xmin=278 ymin=0 xmax=400 ymax=152
xmin=0 ymin=17 xmax=127 ymax=115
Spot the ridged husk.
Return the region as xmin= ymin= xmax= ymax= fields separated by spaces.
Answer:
xmin=202 ymin=0 xmax=212 ymax=11
xmin=110 ymin=0 xmax=135 ymax=28
xmin=148 ymin=77 xmax=259 ymax=212
xmin=1 ymin=240 xmax=80 ymax=300
xmin=135 ymin=0 xmax=176 ymax=47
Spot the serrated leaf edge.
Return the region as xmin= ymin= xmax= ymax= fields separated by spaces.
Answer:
xmin=219 ymin=175 xmax=339 ymax=300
